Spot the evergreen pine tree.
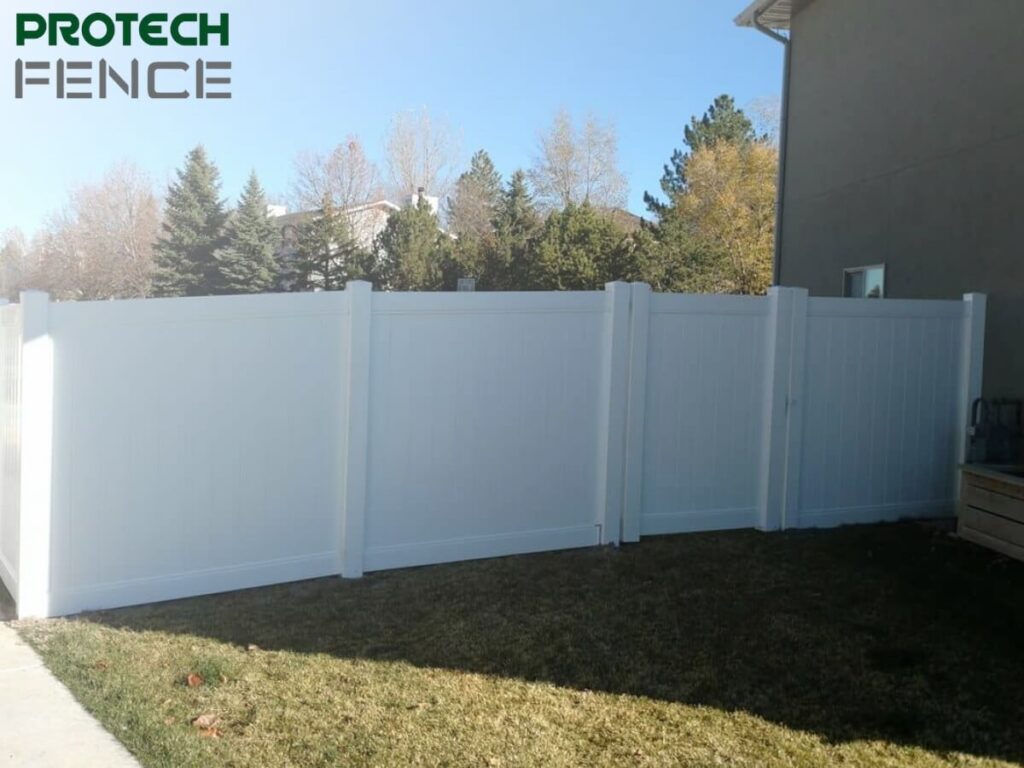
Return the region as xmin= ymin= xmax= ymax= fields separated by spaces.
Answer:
xmin=644 ymin=95 xmax=756 ymax=215
xmin=534 ymin=202 xmax=637 ymax=290
xmin=447 ymin=150 xmax=504 ymax=285
xmin=447 ymin=150 xmax=503 ymax=240
xmin=631 ymin=95 xmax=777 ymax=295
xmin=153 ymin=146 xmax=229 ymax=296
xmin=485 ymin=170 xmax=541 ymax=289
xmin=215 ymin=172 xmax=279 ymax=294
xmin=373 ymin=196 xmax=451 ymax=291
xmin=294 ymin=194 xmax=365 ymax=291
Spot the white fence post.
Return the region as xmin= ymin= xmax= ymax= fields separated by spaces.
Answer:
xmin=340 ymin=281 xmax=372 ymax=578
xmin=621 ymin=283 xmax=650 ymax=543
xmin=17 ymin=291 xmax=54 ymax=618
xmin=759 ymin=286 xmax=808 ymax=532
xmin=598 ymin=281 xmax=631 ymax=545
xmin=780 ymin=288 xmax=808 ymax=530
xmin=955 ymin=293 xmax=987 ymax=493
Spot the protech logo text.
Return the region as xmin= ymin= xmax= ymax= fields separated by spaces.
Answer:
xmin=14 ymin=12 xmax=232 ymax=100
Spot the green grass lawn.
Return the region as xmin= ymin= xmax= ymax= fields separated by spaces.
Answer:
xmin=15 ymin=523 xmax=1024 ymax=767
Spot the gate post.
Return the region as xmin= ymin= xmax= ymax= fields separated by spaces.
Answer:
xmin=621 ymin=283 xmax=651 ymax=543
xmin=340 ymin=281 xmax=372 ymax=578
xmin=955 ymin=293 xmax=986 ymax=498
xmin=598 ymin=282 xmax=631 ymax=545
xmin=759 ymin=286 xmax=808 ymax=532
xmin=17 ymin=291 xmax=54 ymax=618
xmin=780 ymin=288 xmax=808 ymax=530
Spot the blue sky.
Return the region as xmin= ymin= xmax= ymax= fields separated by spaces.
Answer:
xmin=0 ymin=0 xmax=783 ymax=234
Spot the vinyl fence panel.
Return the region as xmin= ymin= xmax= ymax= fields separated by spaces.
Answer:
xmin=0 ymin=303 xmax=21 ymax=598
xmin=362 ymin=291 xmax=609 ymax=570
xmin=45 ymin=292 xmax=349 ymax=615
xmin=0 ymin=284 xmax=984 ymax=618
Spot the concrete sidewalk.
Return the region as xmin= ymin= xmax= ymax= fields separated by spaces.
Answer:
xmin=0 ymin=624 xmax=139 ymax=767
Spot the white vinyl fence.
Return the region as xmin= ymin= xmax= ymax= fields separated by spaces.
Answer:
xmin=0 ymin=303 xmax=22 ymax=600
xmin=0 ymin=283 xmax=985 ymax=618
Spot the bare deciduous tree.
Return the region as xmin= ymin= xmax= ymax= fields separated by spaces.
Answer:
xmin=292 ymin=136 xmax=383 ymax=211
xmin=31 ymin=163 xmax=160 ymax=300
xmin=0 ymin=229 xmax=31 ymax=299
xmin=385 ymin=107 xmax=461 ymax=202
xmin=748 ymin=95 xmax=782 ymax=147
xmin=529 ymin=108 xmax=628 ymax=211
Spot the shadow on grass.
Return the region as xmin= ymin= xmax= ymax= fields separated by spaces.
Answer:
xmin=79 ymin=523 xmax=1024 ymax=763
xmin=0 ymin=578 xmax=15 ymax=622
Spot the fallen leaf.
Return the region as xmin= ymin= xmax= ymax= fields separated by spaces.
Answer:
xmin=219 ymin=673 xmax=229 ymax=684
xmin=93 ymin=660 xmax=110 ymax=671
xmin=163 ymin=716 xmax=176 ymax=726
xmin=191 ymin=713 xmax=220 ymax=730
xmin=198 ymin=727 xmax=222 ymax=738
xmin=186 ymin=673 xmax=204 ymax=688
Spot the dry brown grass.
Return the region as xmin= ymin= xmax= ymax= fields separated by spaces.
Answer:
xmin=16 ymin=523 xmax=1024 ymax=767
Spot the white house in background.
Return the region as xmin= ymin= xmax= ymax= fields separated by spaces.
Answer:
xmin=270 ymin=199 xmax=401 ymax=252
xmin=271 ymin=191 xmax=443 ymax=289
xmin=270 ymin=189 xmax=441 ymax=252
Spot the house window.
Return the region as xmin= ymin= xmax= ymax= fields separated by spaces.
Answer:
xmin=843 ymin=265 xmax=885 ymax=298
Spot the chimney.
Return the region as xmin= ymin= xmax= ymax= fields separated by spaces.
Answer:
xmin=406 ymin=187 xmax=439 ymax=216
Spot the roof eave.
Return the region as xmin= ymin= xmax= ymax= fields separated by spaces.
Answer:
xmin=734 ymin=0 xmax=791 ymax=30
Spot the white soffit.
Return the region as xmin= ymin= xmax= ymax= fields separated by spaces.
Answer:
xmin=734 ymin=0 xmax=792 ymax=30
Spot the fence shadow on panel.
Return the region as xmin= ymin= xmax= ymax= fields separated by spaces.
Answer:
xmin=75 ymin=523 xmax=1024 ymax=764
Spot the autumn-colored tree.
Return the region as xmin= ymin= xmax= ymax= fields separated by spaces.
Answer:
xmin=667 ymin=141 xmax=777 ymax=295
xmin=644 ymin=95 xmax=758 ymax=216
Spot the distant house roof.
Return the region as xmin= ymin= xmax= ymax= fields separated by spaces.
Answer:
xmin=347 ymin=200 xmax=402 ymax=216
xmin=734 ymin=0 xmax=793 ymax=30
xmin=273 ymin=210 xmax=314 ymax=230
xmin=602 ymin=207 xmax=645 ymax=234
xmin=273 ymin=200 xmax=401 ymax=230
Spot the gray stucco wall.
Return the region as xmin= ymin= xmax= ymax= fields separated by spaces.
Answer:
xmin=780 ymin=0 xmax=1024 ymax=397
